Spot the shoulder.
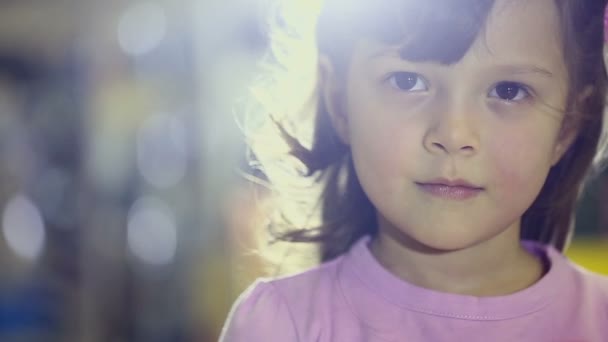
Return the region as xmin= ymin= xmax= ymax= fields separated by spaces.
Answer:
xmin=219 ymin=279 xmax=298 ymax=341
xmin=220 ymin=257 xmax=345 ymax=342
xmin=556 ymin=253 xmax=608 ymax=310
xmin=571 ymin=265 xmax=608 ymax=298
xmin=572 ymin=266 xmax=608 ymax=321
xmin=557 ymin=248 xmax=608 ymax=292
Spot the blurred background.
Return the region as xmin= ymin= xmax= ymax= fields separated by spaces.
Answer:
xmin=0 ymin=1 xmax=605 ymax=341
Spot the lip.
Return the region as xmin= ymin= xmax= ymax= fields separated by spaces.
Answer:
xmin=415 ymin=178 xmax=484 ymax=200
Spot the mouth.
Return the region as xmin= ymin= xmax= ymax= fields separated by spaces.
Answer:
xmin=415 ymin=178 xmax=484 ymax=200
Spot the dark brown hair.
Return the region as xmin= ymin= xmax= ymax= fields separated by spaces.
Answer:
xmin=250 ymin=0 xmax=608 ymax=263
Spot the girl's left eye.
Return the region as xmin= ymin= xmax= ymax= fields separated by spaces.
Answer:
xmin=489 ymin=82 xmax=531 ymax=101
xmin=388 ymin=72 xmax=428 ymax=92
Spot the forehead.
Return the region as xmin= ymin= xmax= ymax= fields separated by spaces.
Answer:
xmin=475 ymin=0 xmax=564 ymax=68
xmin=354 ymin=0 xmax=566 ymax=75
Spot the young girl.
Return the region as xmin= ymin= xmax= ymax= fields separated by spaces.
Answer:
xmin=222 ymin=0 xmax=608 ymax=340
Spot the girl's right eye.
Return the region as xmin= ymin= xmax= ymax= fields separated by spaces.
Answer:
xmin=388 ymin=72 xmax=428 ymax=92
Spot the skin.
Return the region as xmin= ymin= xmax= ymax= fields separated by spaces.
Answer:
xmin=321 ymin=0 xmax=578 ymax=296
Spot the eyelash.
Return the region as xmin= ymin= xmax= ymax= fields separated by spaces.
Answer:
xmin=387 ymin=72 xmax=428 ymax=92
xmin=386 ymin=72 xmax=534 ymax=103
xmin=488 ymin=82 xmax=532 ymax=102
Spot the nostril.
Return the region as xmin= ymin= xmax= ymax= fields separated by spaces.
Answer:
xmin=432 ymin=142 xmax=446 ymax=151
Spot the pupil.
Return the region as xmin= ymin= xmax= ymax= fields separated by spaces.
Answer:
xmin=396 ymin=73 xmax=417 ymax=90
xmin=496 ymin=82 xmax=519 ymax=100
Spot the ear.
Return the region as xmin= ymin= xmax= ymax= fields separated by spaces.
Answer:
xmin=319 ymin=54 xmax=350 ymax=145
xmin=551 ymin=86 xmax=594 ymax=166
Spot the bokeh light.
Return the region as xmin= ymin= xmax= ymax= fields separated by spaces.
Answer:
xmin=2 ymin=194 xmax=46 ymax=261
xmin=118 ymin=2 xmax=167 ymax=56
xmin=127 ymin=196 xmax=178 ymax=266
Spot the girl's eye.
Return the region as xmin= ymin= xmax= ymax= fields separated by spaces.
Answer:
xmin=489 ymin=82 xmax=530 ymax=101
xmin=388 ymin=72 xmax=428 ymax=92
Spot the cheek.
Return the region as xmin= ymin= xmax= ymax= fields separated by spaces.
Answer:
xmin=348 ymin=105 xmax=419 ymax=181
xmin=350 ymin=119 xmax=403 ymax=180
xmin=486 ymin=128 xmax=555 ymax=202
xmin=347 ymin=95 xmax=398 ymax=170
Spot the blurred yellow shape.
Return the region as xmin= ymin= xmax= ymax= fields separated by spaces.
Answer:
xmin=566 ymin=238 xmax=608 ymax=275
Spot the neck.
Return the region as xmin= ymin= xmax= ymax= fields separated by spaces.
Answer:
xmin=369 ymin=219 xmax=544 ymax=297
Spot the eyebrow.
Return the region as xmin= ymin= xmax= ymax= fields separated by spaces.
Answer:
xmin=367 ymin=50 xmax=556 ymax=79
xmin=492 ymin=65 xmax=555 ymax=78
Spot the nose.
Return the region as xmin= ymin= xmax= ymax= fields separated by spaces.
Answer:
xmin=422 ymin=104 xmax=480 ymax=157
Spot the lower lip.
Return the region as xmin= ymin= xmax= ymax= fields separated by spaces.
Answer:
xmin=416 ymin=183 xmax=483 ymax=200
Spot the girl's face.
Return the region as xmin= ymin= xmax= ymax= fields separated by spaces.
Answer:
xmin=326 ymin=0 xmax=574 ymax=251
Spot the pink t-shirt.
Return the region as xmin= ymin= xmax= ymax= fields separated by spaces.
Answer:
xmin=221 ymin=235 xmax=608 ymax=341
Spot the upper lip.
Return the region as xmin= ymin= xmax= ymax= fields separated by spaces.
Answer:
xmin=417 ymin=178 xmax=483 ymax=189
